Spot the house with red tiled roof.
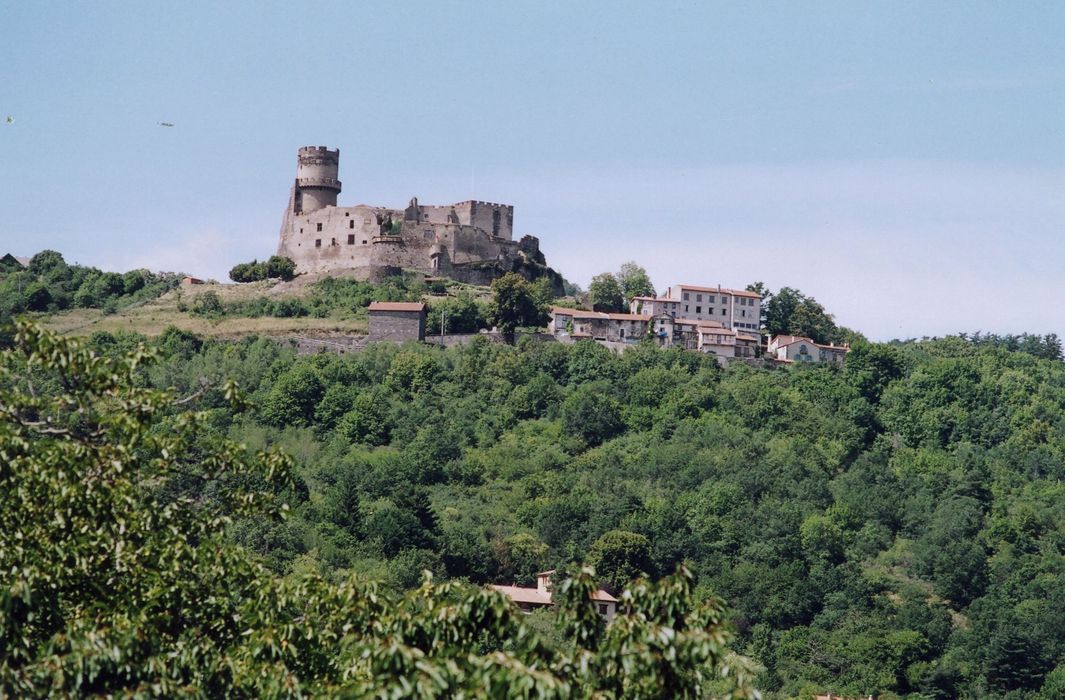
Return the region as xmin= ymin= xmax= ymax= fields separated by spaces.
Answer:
xmin=767 ymin=334 xmax=849 ymax=365
xmin=491 ymin=570 xmax=618 ymax=621
xmin=549 ymin=307 xmax=651 ymax=343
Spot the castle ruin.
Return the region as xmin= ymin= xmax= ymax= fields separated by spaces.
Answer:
xmin=277 ymin=146 xmax=560 ymax=288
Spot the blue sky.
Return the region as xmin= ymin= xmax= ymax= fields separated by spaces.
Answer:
xmin=2 ymin=1 xmax=1063 ymax=339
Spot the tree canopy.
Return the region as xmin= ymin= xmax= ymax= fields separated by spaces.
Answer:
xmin=0 ymin=322 xmax=758 ymax=697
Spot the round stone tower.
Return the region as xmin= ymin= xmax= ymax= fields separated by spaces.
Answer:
xmin=294 ymin=146 xmax=341 ymax=214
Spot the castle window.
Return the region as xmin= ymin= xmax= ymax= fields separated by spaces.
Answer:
xmin=350 ymin=220 xmax=354 ymax=229
xmin=347 ymin=234 xmax=355 ymax=244
xmin=317 ymin=223 xmax=323 ymax=232
xmin=315 ymin=239 xmax=321 ymax=248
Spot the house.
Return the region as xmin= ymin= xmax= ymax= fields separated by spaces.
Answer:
xmin=549 ymin=307 xmax=651 ymax=343
xmin=767 ymin=335 xmax=849 ymax=365
xmin=181 ymin=276 xmax=204 ymax=285
xmin=629 ymin=295 xmax=681 ymax=318
xmin=660 ymin=283 xmax=762 ymax=332
xmin=491 ymin=570 xmax=618 ymax=621
xmin=0 ymin=253 xmax=28 ymax=271
xmin=735 ymin=332 xmax=760 ymax=358
xmin=367 ymin=301 xmax=427 ymax=342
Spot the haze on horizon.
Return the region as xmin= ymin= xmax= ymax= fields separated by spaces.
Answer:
xmin=1 ymin=1 xmax=1062 ymax=341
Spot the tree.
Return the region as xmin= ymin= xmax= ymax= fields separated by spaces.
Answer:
xmin=0 ymin=321 xmax=760 ymax=697
xmin=616 ymin=262 xmax=656 ymax=303
xmin=27 ymin=249 xmax=66 ymax=276
xmin=587 ymin=530 xmax=656 ymax=593
xmin=763 ymin=286 xmax=841 ymax=344
xmin=489 ymin=272 xmax=546 ymax=340
xmin=561 ymin=384 xmax=623 ymax=447
xmin=265 ymin=255 xmax=297 ymax=281
xmin=588 ymin=273 xmax=625 ymax=312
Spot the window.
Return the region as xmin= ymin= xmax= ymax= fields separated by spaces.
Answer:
xmin=684 ymin=305 xmax=689 ymax=312
xmin=696 ymin=294 xmax=702 ymax=302
xmin=741 ymin=310 xmax=746 ymax=317
xmin=598 ymin=604 xmax=608 ymax=615
xmin=708 ymin=295 xmax=715 ymax=303
xmin=696 ymin=306 xmax=702 ymax=314
xmin=299 ymin=227 xmax=303 ymax=233
xmin=362 ymin=240 xmax=367 ymax=244
xmin=721 ymin=308 xmax=726 ymax=316
xmin=331 ymin=238 xmax=336 ymax=246
xmin=316 ymin=223 xmax=323 ymax=232
xmin=347 ymin=234 xmax=355 ymax=244
xmin=315 ymin=239 xmax=321 ymax=248
xmin=349 ymin=220 xmax=354 ymax=229
xmin=683 ymin=292 xmax=689 ymax=301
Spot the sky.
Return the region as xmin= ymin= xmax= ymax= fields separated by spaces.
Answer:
xmin=1 ymin=1 xmax=1063 ymax=340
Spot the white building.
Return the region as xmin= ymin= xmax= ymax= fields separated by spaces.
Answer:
xmin=661 ymin=284 xmax=762 ymax=332
xmin=491 ymin=570 xmax=618 ymax=621
xmin=767 ymin=335 xmax=849 ymax=365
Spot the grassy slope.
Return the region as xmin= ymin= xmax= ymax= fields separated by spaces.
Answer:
xmin=34 ymin=279 xmax=369 ymax=339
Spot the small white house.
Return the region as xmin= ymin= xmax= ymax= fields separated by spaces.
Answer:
xmin=491 ymin=570 xmax=618 ymax=621
xmin=767 ymin=335 xmax=849 ymax=365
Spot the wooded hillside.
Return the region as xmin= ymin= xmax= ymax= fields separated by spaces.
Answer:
xmin=33 ymin=322 xmax=1063 ymax=699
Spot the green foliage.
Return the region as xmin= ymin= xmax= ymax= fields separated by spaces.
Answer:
xmin=761 ymin=285 xmax=850 ymax=344
xmin=0 ymin=323 xmax=759 ymax=696
xmin=489 ymin=272 xmax=547 ymax=338
xmin=587 ymin=530 xmax=656 ymax=593
xmin=12 ymin=310 xmax=1065 ymax=697
xmin=616 ymin=261 xmax=656 ymax=303
xmin=561 ymin=383 xmax=623 ymax=447
xmin=0 ymin=250 xmax=180 ymax=325
xmin=229 ymin=255 xmax=297 ymax=282
xmin=588 ymin=272 xmax=625 ymax=312
xmin=426 ymin=292 xmax=490 ymax=334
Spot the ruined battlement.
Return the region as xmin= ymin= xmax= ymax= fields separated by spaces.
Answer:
xmin=276 ymin=145 xmax=558 ymax=291
xmin=295 ymin=177 xmax=342 ymax=190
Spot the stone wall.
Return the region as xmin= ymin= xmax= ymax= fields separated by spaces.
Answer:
xmin=276 ymin=146 xmax=559 ymax=288
xmin=368 ymin=310 xmax=426 ymax=342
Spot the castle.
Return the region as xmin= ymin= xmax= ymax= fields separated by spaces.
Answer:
xmin=277 ymin=146 xmax=559 ymax=287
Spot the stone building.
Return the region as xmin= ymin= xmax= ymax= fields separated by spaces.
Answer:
xmin=367 ymin=301 xmax=426 ymax=342
xmin=548 ymin=307 xmax=652 ymax=343
xmin=277 ymin=146 xmax=561 ymax=289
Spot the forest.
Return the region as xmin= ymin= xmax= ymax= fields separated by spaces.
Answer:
xmin=5 ymin=317 xmax=1060 ymax=698
xmin=3 ymin=252 xmax=1065 ymax=697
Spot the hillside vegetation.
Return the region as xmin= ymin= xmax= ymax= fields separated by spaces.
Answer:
xmin=46 ymin=322 xmax=1065 ymax=699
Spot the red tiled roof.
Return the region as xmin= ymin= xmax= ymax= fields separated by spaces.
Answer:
xmin=491 ymin=584 xmax=617 ymax=605
xmin=368 ymin=301 xmax=426 ymax=312
xmin=673 ymin=284 xmax=762 ymax=298
xmin=491 ymin=585 xmax=552 ymax=606
xmin=551 ymin=307 xmax=650 ymax=322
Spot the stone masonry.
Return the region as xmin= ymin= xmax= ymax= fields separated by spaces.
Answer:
xmin=277 ymin=146 xmax=561 ymax=289
xmin=367 ymin=301 xmax=427 ymax=342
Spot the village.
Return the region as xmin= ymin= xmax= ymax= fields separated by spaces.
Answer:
xmin=365 ymin=286 xmax=849 ymax=366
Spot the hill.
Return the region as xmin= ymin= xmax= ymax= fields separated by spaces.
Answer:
xmin=53 ymin=326 xmax=1065 ymax=699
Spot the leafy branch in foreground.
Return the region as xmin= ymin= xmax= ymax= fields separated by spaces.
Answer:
xmin=0 ymin=321 xmax=757 ymax=698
